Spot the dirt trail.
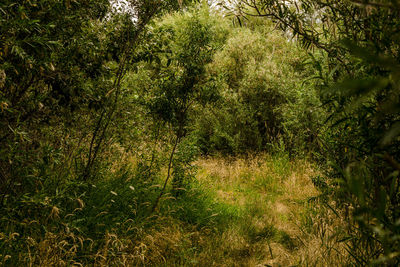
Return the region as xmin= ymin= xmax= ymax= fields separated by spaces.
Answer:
xmin=195 ymin=156 xmax=342 ymax=266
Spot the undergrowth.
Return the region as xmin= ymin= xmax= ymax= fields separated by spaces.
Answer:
xmin=0 ymin=153 xmax=349 ymax=266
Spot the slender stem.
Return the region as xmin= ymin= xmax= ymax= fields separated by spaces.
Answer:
xmin=82 ymin=6 xmax=161 ymax=180
xmin=149 ymin=122 xmax=164 ymax=173
xmin=151 ymin=133 xmax=181 ymax=213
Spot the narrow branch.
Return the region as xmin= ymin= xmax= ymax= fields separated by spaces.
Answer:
xmin=151 ymin=133 xmax=181 ymax=213
xmin=83 ymin=5 xmax=161 ymax=180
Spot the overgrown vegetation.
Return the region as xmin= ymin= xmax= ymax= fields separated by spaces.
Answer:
xmin=1 ymin=0 xmax=399 ymax=265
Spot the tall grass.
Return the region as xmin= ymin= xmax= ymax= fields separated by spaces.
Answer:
xmin=0 ymin=153 xmax=350 ymax=266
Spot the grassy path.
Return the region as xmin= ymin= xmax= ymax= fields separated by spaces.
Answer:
xmin=195 ymin=155 xmax=318 ymax=266
xmin=92 ymin=155 xmax=347 ymax=266
xmin=164 ymin=155 xmax=345 ymax=266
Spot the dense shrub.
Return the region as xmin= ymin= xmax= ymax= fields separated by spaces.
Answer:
xmin=195 ymin=23 xmax=322 ymax=155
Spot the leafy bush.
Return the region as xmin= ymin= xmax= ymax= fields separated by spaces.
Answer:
xmin=194 ymin=22 xmax=322 ymax=155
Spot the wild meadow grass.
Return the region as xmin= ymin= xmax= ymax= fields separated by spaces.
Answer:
xmin=0 ymin=154 xmax=349 ymax=266
xmin=130 ymin=153 xmax=350 ymax=266
xmin=183 ymin=154 xmax=348 ymax=266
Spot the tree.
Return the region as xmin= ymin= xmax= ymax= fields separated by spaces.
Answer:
xmin=129 ymin=5 xmax=229 ymax=211
xmin=0 ymin=0 xmax=113 ymax=197
xmin=195 ymin=20 xmax=321 ymax=155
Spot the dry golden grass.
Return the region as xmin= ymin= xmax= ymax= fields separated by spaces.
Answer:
xmin=188 ymin=154 xmax=349 ymax=266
